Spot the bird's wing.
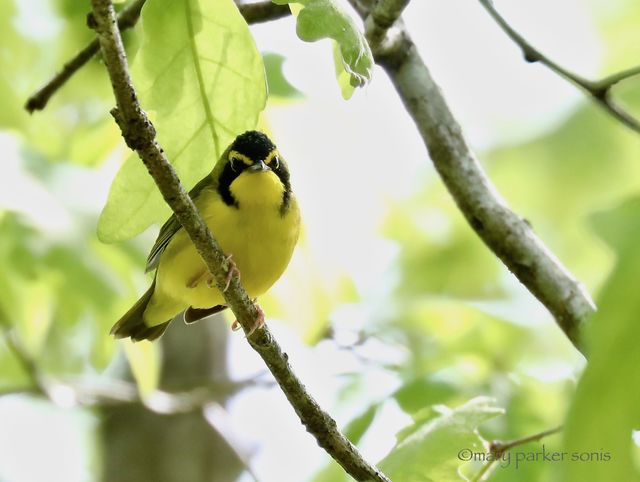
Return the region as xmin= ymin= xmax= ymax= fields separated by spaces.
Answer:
xmin=145 ymin=175 xmax=214 ymax=272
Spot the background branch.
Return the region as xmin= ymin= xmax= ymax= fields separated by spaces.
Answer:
xmin=472 ymin=426 xmax=562 ymax=481
xmin=25 ymin=0 xmax=290 ymax=113
xmin=350 ymin=0 xmax=595 ymax=353
xmin=478 ymin=0 xmax=640 ymax=134
xmin=88 ymin=0 xmax=389 ymax=480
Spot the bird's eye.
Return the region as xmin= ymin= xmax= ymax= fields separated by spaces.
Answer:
xmin=271 ymin=156 xmax=280 ymax=170
xmin=229 ymin=157 xmax=238 ymax=172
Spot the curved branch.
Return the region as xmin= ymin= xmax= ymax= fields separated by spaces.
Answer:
xmin=478 ymin=0 xmax=640 ymax=134
xmin=25 ymin=0 xmax=290 ymax=113
xmin=351 ymin=0 xmax=595 ymax=353
xmin=87 ymin=0 xmax=389 ymax=480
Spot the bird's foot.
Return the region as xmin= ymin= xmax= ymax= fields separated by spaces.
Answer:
xmin=221 ymin=254 xmax=240 ymax=292
xmin=231 ymin=304 xmax=265 ymax=337
xmin=187 ymin=270 xmax=208 ymax=289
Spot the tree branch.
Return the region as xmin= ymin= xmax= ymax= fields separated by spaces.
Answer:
xmin=87 ymin=0 xmax=388 ymax=480
xmin=471 ymin=426 xmax=562 ymax=481
xmin=0 ymin=369 xmax=261 ymax=480
xmin=25 ymin=0 xmax=145 ymax=113
xmin=350 ymin=0 xmax=595 ymax=353
xmin=238 ymin=0 xmax=290 ymax=24
xmin=25 ymin=0 xmax=290 ymax=113
xmin=478 ymin=0 xmax=640 ymax=135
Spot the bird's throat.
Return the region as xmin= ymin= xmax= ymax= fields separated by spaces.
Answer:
xmin=229 ymin=171 xmax=287 ymax=211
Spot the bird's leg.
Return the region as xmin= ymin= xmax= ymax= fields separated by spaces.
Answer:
xmin=231 ymin=304 xmax=265 ymax=337
xmin=220 ymin=254 xmax=240 ymax=292
xmin=186 ymin=269 xmax=208 ymax=289
xmin=193 ymin=255 xmax=239 ymax=290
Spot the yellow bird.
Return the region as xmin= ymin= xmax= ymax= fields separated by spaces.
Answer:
xmin=111 ymin=131 xmax=301 ymax=341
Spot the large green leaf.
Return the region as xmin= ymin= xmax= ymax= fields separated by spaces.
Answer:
xmin=563 ymin=196 xmax=640 ymax=482
xmin=379 ymin=397 xmax=504 ymax=482
xmin=98 ymin=0 xmax=267 ymax=242
xmin=272 ymin=0 xmax=373 ymax=97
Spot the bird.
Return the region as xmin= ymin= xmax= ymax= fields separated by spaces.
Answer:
xmin=110 ymin=130 xmax=301 ymax=341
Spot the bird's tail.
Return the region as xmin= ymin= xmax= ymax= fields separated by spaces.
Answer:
xmin=110 ymin=280 xmax=170 ymax=342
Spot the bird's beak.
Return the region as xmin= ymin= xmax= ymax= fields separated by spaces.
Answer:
xmin=248 ymin=160 xmax=270 ymax=172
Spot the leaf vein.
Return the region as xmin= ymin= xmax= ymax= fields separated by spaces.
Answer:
xmin=199 ymin=56 xmax=254 ymax=82
xmin=184 ymin=0 xmax=220 ymax=156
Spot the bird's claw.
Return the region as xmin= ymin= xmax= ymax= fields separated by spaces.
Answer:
xmin=231 ymin=305 xmax=265 ymax=337
xmin=222 ymin=254 xmax=240 ymax=292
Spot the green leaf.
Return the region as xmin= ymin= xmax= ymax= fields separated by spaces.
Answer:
xmin=394 ymin=378 xmax=458 ymax=415
xmin=563 ymin=196 xmax=640 ymax=482
xmin=98 ymin=0 xmax=267 ymax=242
xmin=379 ymin=397 xmax=504 ymax=482
xmin=272 ymin=0 xmax=373 ymax=94
xmin=263 ymin=52 xmax=303 ymax=98
xmin=345 ymin=403 xmax=380 ymax=443
xmin=333 ymin=41 xmax=355 ymax=100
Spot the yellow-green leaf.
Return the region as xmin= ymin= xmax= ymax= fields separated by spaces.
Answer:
xmin=98 ymin=0 xmax=266 ymax=242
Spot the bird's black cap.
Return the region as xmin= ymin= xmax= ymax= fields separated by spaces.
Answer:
xmin=232 ymin=131 xmax=276 ymax=161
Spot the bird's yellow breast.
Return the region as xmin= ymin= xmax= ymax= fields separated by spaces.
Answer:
xmin=145 ymin=171 xmax=300 ymax=325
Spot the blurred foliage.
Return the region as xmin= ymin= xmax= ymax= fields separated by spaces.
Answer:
xmin=264 ymin=52 xmax=303 ymax=99
xmin=0 ymin=0 xmax=120 ymax=165
xmin=563 ymin=197 xmax=640 ymax=481
xmin=0 ymin=210 xmax=137 ymax=378
xmin=384 ymin=188 xmax=504 ymax=299
xmin=0 ymin=0 xmax=639 ymax=481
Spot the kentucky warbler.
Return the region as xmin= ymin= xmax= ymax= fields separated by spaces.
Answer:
xmin=111 ymin=131 xmax=300 ymax=341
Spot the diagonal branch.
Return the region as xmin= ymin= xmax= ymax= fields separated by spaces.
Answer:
xmin=87 ymin=0 xmax=389 ymax=480
xmin=25 ymin=0 xmax=290 ymax=113
xmin=350 ymin=0 xmax=595 ymax=353
xmin=478 ymin=0 xmax=640 ymax=135
xmin=25 ymin=0 xmax=145 ymax=113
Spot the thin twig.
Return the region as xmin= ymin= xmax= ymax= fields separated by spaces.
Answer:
xmin=349 ymin=0 xmax=595 ymax=353
xmin=25 ymin=0 xmax=145 ymax=113
xmin=471 ymin=426 xmax=562 ymax=481
xmin=25 ymin=0 xmax=290 ymax=113
xmin=87 ymin=0 xmax=388 ymax=480
xmin=478 ymin=0 xmax=640 ymax=134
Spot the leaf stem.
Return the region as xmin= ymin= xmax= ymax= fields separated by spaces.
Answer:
xmin=471 ymin=426 xmax=563 ymax=481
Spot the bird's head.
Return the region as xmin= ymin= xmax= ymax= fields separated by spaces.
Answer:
xmin=215 ymin=131 xmax=292 ymax=211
